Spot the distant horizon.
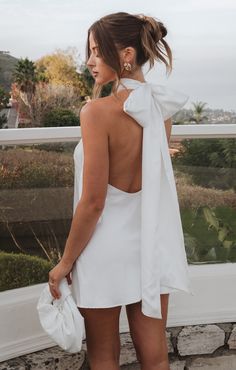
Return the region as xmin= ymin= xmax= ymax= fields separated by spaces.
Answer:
xmin=0 ymin=0 xmax=235 ymax=111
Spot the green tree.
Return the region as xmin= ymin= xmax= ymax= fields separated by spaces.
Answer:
xmin=13 ymin=58 xmax=38 ymax=95
xmin=0 ymin=113 xmax=7 ymax=128
xmin=190 ymin=101 xmax=208 ymax=123
xmin=175 ymin=138 xmax=236 ymax=169
xmin=42 ymin=108 xmax=80 ymax=127
xmin=79 ymin=64 xmax=93 ymax=94
xmin=79 ymin=64 xmax=112 ymax=98
xmin=0 ymin=85 xmax=10 ymax=128
xmin=173 ymin=138 xmax=236 ymax=190
xmin=0 ymin=85 xmax=10 ymax=109
xmin=13 ymin=57 xmax=38 ymax=119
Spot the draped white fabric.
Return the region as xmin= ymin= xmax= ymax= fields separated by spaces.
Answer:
xmin=117 ymin=78 xmax=194 ymax=319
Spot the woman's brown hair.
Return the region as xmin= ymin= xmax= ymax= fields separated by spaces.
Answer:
xmin=86 ymin=12 xmax=172 ymax=98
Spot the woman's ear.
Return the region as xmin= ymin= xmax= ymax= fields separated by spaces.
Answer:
xmin=120 ymin=46 xmax=136 ymax=64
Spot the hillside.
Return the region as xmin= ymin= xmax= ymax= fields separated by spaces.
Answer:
xmin=0 ymin=53 xmax=18 ymax=91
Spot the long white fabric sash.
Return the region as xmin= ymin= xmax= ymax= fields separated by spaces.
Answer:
xmin=117 ymin=78 xmax=193 ymax=318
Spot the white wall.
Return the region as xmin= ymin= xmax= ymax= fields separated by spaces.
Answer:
xmin=1 ymin=264 xmax=236 ymax=362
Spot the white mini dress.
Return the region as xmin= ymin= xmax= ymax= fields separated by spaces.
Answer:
xmin=71 ymin=78 xmax=194 ymax=319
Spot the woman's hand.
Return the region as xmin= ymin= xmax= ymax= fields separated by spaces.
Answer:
xmin=48 ymin=259 xmax=74 ymax=300
xmin=169 ymin=148 xmax=179 ymax=157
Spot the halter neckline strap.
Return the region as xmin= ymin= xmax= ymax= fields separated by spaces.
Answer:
xmin=117 ymin=78 xmax=147 ymax=91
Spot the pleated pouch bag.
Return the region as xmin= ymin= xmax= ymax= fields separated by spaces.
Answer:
xmin=37 ymin=277 xmax=85 ymax=353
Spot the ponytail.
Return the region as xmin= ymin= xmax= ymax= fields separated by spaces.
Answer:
xmin=138 ymin=14 xmax=172 ymax=75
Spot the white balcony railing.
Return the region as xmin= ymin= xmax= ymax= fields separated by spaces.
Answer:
xmin=0 ymin=124 xmax=236 ymax=362
xmin=1 ymin=124 xmax=236 ymax=146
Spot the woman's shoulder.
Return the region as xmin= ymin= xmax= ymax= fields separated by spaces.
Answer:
xmin=80 ymin=95 xmax=110 ymax=115
xmin=80 ymin=99 xmax=98 ymax=115
xmin=80 ymin=91 xmax=129 ymax=118
xmin=79 ymin=95 xmax=116 ymax=131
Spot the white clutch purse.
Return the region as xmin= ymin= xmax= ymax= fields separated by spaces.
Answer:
xmin=37 ymin=277 xmax=85 ymax=353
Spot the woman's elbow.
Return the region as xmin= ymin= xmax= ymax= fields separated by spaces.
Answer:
xmin=79 ymin=196 xmax=105 ymax=213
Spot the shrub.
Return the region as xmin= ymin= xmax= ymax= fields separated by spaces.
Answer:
xmin=173 ymin=138 xmax=236 ymax=190
xmin=35 ymin=142 xmax=76 ymax=153
xmin=0 ymin=251 xmax=54 ymax=291
xmin=0 ymin=147 xmax=74 ymax=189
xmin=174 ymin=138 xmax=236 ymax=168
xmin=42 ymin=108 xmax=80 ymax=127
xmin=0 ymin=113 xmax=7 ymax=128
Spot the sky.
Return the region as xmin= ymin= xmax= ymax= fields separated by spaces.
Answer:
xmin=0 ymin=0 xmax=235 ymax=111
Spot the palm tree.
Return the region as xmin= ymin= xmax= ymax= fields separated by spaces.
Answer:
xmin=191 ymin=101 xmax=208 ymax=124
xmin=13 ymin=58 xmax=38 ymax=119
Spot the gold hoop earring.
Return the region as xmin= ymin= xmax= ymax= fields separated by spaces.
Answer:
xmin=123 ymin=62 xmax=132 ymax=72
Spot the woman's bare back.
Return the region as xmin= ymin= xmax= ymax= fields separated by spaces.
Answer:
xmin=101 ymin=89 xmax=143 ymax=194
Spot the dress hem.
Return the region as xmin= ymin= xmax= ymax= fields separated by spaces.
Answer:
xmin=76 ymin=296 xmax=142 ymax=309
xmin=75 ymin=284 xmax=194 ymax=309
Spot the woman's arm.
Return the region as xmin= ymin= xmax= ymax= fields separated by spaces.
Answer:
xmin=165 ymin=118 xmax=178 ymax=157
xmin=165 ymin=118 xmax=180 ymax=157
xmin=164 ymin=117 xmax=172 ymax=146
xmin=48 ymin=101 xmax=109 ymax=299
xmin=61 ymin=101 xmax=109 ymax=266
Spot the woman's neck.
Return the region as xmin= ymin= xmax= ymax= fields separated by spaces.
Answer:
xmin=121 ymin=68 xmax=146 ymax=83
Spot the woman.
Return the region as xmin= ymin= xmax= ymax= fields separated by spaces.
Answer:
xmin=48 ymin=12 xmax=192 ymax=370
